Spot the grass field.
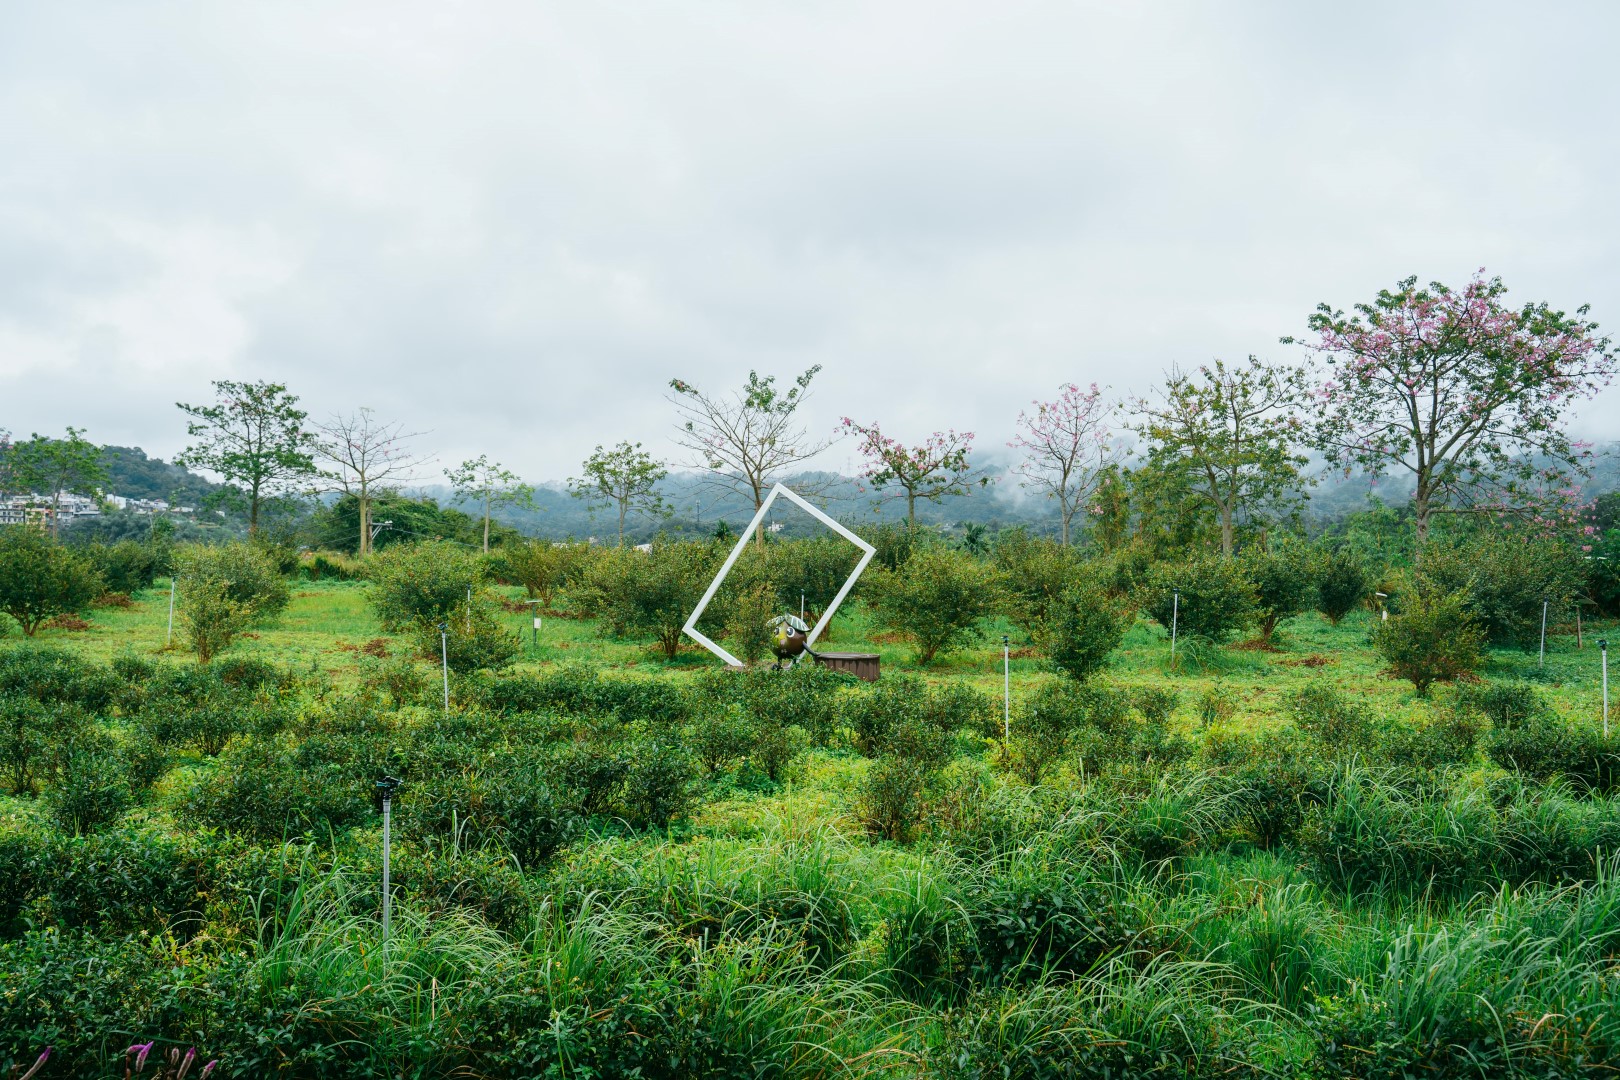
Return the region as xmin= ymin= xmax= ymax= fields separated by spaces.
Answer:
xmin=6 ymin=577 xmax=1620 ymax=1076
xmin=42 ymin=576 xmax=1616 ymax=727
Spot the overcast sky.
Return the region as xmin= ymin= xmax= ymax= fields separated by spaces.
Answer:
xmin=3 ymin=1 xmax=1617 ymax=485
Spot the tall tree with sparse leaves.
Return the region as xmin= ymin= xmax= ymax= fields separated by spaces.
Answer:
xmin=1010 ymin=382 xmax=1115 ymax=546
xmin=839 ymin=419 xmax=985 ymax=533
xmin=1131 ymin=357 xmax=1311 ymax=557
xmin=669 ymin=366 xmax=832 ymax=546
xmin=1289 ymin=271 xmax=1619 ymax=553
xmin=568 ymin=441 xmax=670 ymax=546
xmin=7 ymin=427 xmax=108 ymax=539
xmin=176 ymin=380 xmax=318 ymax=534
xmin=446 ymin=455 xmax=534 ymax=553
xmin=312 ymin=408 xmax=432 ymax=555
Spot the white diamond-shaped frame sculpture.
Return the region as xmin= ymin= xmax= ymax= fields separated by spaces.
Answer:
xmin=683 ymin=484 xmax=876 ymax=667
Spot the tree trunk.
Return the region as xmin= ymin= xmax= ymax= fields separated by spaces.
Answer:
xmin=1060 ymin=507 xmax=1070 ymax=548
xmin=618 ymin=502 xmax=626 ymax=547
xmin=1413 ymin=483 xmax=1432 ymax=566
xmin=1219 ymin=506 xmax=1234 ymax=557
xmin=358 ymin=491 xmax=371 ymax=556
xmin=906 ymin=491 xmax=917 ymax=533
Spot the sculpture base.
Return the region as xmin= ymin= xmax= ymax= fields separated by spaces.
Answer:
xmin=814 ymin=652 xmax=880 ymax=682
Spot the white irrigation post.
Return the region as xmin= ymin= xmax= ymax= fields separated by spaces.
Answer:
xmin=375 ymin=777 xmax=400 ymax=941
xmin=466 ymin=585 xmax=472 ymax=633
xmin=1002 ymin=633 xmax=1011 ymax=745
xmin=1601 ymin=639 xmax=1610 ymax=738
xmin=800 ymin=591 xmax=805 ymax=622
xmin=1539 ymin=599 xmax=1548 ymax=667
xmin=439 ymin=623 xmax=450 ymax=716
xmin=1170 ymin=590 xmax=1179 ymax=665
xmin=166 ymin=578 xmax=175 ymax=647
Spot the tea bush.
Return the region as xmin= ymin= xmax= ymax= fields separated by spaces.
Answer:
xmin=1315 ymin=547 xmax=1371 ymax=625
xmin=865 ymin=547 xmax=1000 ymax=664
xmin=1241 ymin=537 xmax=1319 ymax=641
xmin=1043 ymin=581 xmax=1131 ymax=682
xmin=173 ymin=541 xmax=290 ymax=662
xmin=1370 ymin=584 xmax=1484 ymax=695
xmin=1141 ymin=553 xmax=1258 ymax=643
xmin=0 ymin=529 xmax=104 ymax=636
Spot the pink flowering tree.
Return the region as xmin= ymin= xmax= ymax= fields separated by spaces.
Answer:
xmin=839 ymin=419 xmax=983 ymax=532
xmin=1009 ymin=383 xmax=1114 ymax=547
xmin=1290 ymin=272 xmax=1618 ymax=551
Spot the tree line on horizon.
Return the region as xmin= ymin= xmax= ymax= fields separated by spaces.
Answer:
xmin=3 ymin=270 xmax=1619 ymax=558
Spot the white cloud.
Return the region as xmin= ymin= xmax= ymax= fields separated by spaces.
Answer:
xmin=2 ymin=0 xmax=1617 ymax=470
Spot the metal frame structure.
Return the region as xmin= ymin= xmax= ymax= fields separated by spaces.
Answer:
xmin=682 ymin=483 xmax=876 ymax=667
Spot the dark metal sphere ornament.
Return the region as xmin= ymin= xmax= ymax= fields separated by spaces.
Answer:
xmin=768 ymin=614 xmax=817 ymax=669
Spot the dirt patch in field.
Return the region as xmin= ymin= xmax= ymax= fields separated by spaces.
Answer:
xmin=336 ymin=638 xmax=392 ymax=658
xmin=1282 ymin=654 xmax=1333 ymax=668
xmin=92 ymin=592 xmax=135 ymax=609
xmin=43 ymin=615 xmax=93 ymax=631
xmin=1231 ymin=637 xmax=1281 ymax=652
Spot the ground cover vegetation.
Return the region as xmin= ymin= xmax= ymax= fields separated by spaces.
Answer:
xmin=3 ymin=272 xmax=1620 ymax=1076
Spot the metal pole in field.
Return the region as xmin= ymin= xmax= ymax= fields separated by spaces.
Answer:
xmin=1170 ymin=590 xmax=1179 ymax=665
xmin=439 ymin=623 xmax=450 ymax=716
xmin=1601 ymin=639 xmax=1610 ymax=738
xmin=1002 ymin=633 xmax=1011 ymax=745
xmin=166 ymin=578 xmax=175 ymax=646
xmin=466 ymin=585 xmax=472 ymax=633
xmin=1540 ymin=599 xmax=1548 ymax=667
xmin=376 ymin=777 xmax=401 ymax=940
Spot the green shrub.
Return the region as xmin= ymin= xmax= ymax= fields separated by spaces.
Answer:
xmin=477 ymin=664 xmax=693 ymax=726
xmin=0 ymin=647 xmax=116 ymax=710
xmin=499 ymin=539 xmax=590 ymax=608
xmin=993 ymin=532 xmax=1084 ymax=642
xmin=844 ymin=673 xmax=931 ymax=756
xmin=859 ymin=755 xmax=935 ymax=843
xmin=967 ymin=865 xmax=1135 ymax=986
xmin=1302 ymin=768 xmax=1620 ymax=897
xmin=1287 ymin=680 xmax=1377 ymax=756
xmin=576 ymin=541 xmax=724 ymax=659
xmin=0 ymin=529 xmax=104 ymax=636
xmin=1241 ymin=537 xmax=1319 ymax=641
xmin=1201 ymin=726 xmax=1318 ymax=848
xmin=411 ymin=605 xmax=518 ymax=673
xmin=399 ymin=763 xmax=580 ymax=868
xmin=1480 ymin=690 xmax=1620 ymax=792
xmin=43 ymin=736 xmax=134 ymax=835
xmin=684 ymin=706 xmax=758 ymax=776
xmin=1 ymin=697 xmax=92 ymax=796
xmin=1315 ymin=548 xmax=1370 ymax=625
xmin=723 ymin=581 xmax=777 ymax=666
xmin=367 ymin=539 xmax=486 ymax=631
xmin=618 ymin=740 xmax=695 ymax=827
xmin=1010 ymin=682 xmax=1136 ymax=783
xmin=1043 ymin=581 xmax=1131 ymax=682
xmin=1370 ymin=585 xmax=1484 ymax=696
xmin=173 ymin=541 xmax=291 ymax=662
xmin=1141 ymin=553 xmax=1258 ymax=644
xmin=865 ymin=547 xmax=999 ymax=664
xmin=85 ymin=539 xmax=163 ymax=593
xmin=1418 ymin=534 xmax=1582 ymax=649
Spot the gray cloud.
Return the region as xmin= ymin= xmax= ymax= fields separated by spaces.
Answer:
xmin=3 ymin=1 xmax=1617 ymax=482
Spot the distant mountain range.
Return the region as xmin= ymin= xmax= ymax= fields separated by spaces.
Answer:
xmin=89 ymin=442 xmax=1620 ymax=544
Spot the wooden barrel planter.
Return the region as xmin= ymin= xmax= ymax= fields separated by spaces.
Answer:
xmin=815 ymin=652 xmax=880 ymax=682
